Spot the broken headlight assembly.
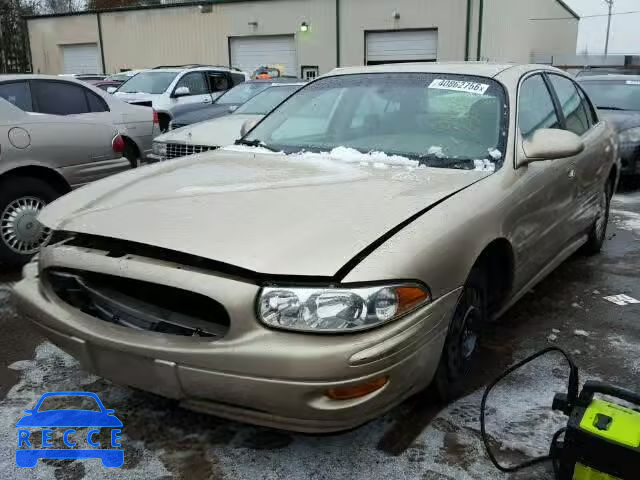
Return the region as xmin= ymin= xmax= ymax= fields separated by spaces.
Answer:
xmin=257 ymin=283 xmax=430 ymax=332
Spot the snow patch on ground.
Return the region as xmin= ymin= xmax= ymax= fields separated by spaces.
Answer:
xmin=213 ymin=351 xmax=567 ymax=480
xmin=0 ymin=343 xmax=169 ymax=479
xmin=607 ymin=335 xmax=640 ymax=374
xmin=610 ymin=209 xmax=640 ymax=233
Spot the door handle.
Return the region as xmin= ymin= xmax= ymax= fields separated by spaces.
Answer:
xmin=568 ymin=168 xmax=576 ymax=179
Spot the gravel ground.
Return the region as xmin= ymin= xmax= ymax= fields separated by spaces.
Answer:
xmin=0 ymin=189 xmax=638 ymax=480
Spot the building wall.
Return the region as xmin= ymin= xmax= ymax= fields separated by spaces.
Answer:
xmin=100 ymin=0 xmax=335 ymax=76
xmin=480 ymin=0 xmax=578 ymax=63
xmin=28 ymin=14 xmax=100 ymax=74
xmin=26 ymin=0 xmax=578 ymax=75
xmin=339 ymin=0 xmax=468 ymax=65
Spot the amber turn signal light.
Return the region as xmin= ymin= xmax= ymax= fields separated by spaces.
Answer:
xmin=326 ymin=376 xmax=389 ymax=400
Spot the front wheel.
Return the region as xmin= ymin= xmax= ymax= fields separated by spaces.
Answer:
xmin=582 ymin=180 xmax=612 ymax=255
xmin=0 ymin=177 xmax=59 ymax=267
xmin=432 ymin=266 xmax=487 ymax=402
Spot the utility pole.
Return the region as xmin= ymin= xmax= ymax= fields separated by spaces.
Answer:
xmin=604 ymin=0 xmax=614 ymax=56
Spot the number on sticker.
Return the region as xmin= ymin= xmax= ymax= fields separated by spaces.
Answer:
xmin=428 ymin=79 xmax=490 ymax=95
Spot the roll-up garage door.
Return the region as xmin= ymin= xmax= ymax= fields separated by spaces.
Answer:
xmin=230 ymin=35 xmax=296 ymax=77
xmin=62 ymin=44 xmax=100 ymax=74
xmin=366 ymin=30 xmax=438 ymax=65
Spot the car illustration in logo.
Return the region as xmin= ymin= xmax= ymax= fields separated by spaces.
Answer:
xmin=16 ymin=391 xmax=123 ymax=468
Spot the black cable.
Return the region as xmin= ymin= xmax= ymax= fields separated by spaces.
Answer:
xmin=480 ymin=347 xmax=578 ymax=473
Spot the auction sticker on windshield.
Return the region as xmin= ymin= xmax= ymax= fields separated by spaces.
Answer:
xmin=428 ymin=79 xmax=490 ymax=95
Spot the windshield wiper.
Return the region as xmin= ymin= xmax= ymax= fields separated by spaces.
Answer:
xmin=597 ymin=106 xmax=626 ymax=111
xmin=417 ymin=155 xmax=477 ymax=170
xmin=234 ymin=138 xmax=277 ymax=151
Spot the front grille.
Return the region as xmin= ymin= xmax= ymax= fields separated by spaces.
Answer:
xmin=46 ymin=269 xmax=230 ymax=338
xmin=166 ymin=143 xmax=217 ymax=160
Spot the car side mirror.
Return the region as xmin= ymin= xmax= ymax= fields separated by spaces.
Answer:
xmin=106 ymin=86 xmax=117 ymax=94
xmin=24 ymin=409 xmax=34 ymax=414
xmin=105 ymin=409 xmax=115 ymax=414
xmin=519 ymin=129 xmax=584 ymax=166
xmin=240 ymin=118 xmax=260 ymax=137
xmin=174 ymin=86 xmax=190 ymax=97
xmin=228 ymin=105 xmax=238 ymax=113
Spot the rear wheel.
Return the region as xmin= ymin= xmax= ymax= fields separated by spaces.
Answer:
xmin=582 ymin=180 xmax=612 ymax=255
xmin=432 ymin=265 xmax=487 ymax=402
xmin=0 ymin=177 xmax=59 ymax=267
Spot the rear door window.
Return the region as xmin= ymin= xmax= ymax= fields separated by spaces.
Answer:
xmin=547 ymin=74 xmax=591 ymax=136
xmin=32 ymin=81 xmax=90 ymax=115
xmin=86 ymin=90 xmax=109 ymax=112
xmin=206 ymin=72 xmax=231 ymax=93
xmin=174 ymin=72 xmax=208 ymax=96
xmin=0 ymin=82 xmax=33 ymax=111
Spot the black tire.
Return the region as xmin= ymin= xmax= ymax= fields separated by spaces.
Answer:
xmin=432 ymin=265 xmax=487 ymax=403
xmin=0 ymin=177 xmax=61 ymax=267
xmin=582 ymin=179 xmax=612 ymax=256
xmin=123 ymin=141 xmax=140 ymax=169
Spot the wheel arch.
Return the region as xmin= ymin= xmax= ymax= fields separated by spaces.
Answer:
xmin=470 ymin=237 xmax=515 ymax=315
xmin=0 ymin=165 xmax=71 ymax=196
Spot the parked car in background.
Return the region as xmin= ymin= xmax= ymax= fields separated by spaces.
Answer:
xmin=105 ymin=70 xmax=144 ymax=84
xmin=150 ymin=83 xmax=303 ymax=161
xmin=14 ymin=64 xmax=618 ymax=432
xmin=0 ymin=98 xmax=130 ymax=266
xmin=579 ymin=75 xmax=640 ymax=178
xmin=58 ymin=74 xmax=106 ymax=81
xmin=113 ymin=66 xmax=250 ymax=131
xmin=87 ymin=80 xmax=124 ymax=92
xmin=166 ymin=78 xmax=302 ymax=130
xmin=0 ymin=74 xmax=154 ymax=167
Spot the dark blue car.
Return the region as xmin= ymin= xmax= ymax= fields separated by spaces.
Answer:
xmin=16 ymin=391 xmax=123 ymax=468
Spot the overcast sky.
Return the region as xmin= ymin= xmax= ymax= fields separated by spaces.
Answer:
xmin=564 ymin=0 xmax=640 ymax=55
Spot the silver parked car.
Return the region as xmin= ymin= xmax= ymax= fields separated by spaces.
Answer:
xmin=150 ymin=83 xmax=303 ymax=161
xmin=113 ymin=66 xmax=250 ymax=132
xmin=14 ymin=63 xmax=618 ymax=432
xmin=0 ymin=75 xmax=154 ymax=166
xmin=0 ymin=98 xmax=130 ymax=266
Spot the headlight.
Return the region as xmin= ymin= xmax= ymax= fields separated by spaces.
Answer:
xmin=619 ymin=127 xmax=640 ymax=145
xmin=152 ymin=141 xmax=167 ymax=157
xmin=258 ymin=283 xmax=430 ymax=332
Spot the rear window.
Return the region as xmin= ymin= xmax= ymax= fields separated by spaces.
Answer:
xmin=0 ymin=82 xmax=32 ymax=111
xmin=118 ymin=71 xmax=177 ymax=94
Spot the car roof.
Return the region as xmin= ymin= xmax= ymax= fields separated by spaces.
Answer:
xmin=150 ymin=66 xmax=242 ymax=74
xmin=326 ymin=62 xmax=560 ymax=79
xmin=578 ymin=74 xmax=640 ymax=82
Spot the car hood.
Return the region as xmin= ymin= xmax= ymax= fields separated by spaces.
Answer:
xmin=158 ymin=114 xmax=263 ymax=147
xmin=16 ymin=410 xmax=123 ymax=427
xmin=172 ymin=104 xmax=237 ymax=126
xmin=598 ymin=109 xmax=640 ymax=132
xmin=39 ymin=147 xmax=488 ymax=277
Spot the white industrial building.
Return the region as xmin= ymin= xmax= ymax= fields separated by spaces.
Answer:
xmin=26 ymin=0 xmax=579 ymax=77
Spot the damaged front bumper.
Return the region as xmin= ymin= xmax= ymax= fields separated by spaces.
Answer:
xmin=12 ymin=242 xmax=457 ymax=433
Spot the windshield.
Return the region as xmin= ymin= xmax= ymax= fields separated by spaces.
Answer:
xmin=235 ymin=85 xmax=300 ymax=114
xmin=216 ymin=82 xmax=272 ymax=105
xmin=37 ymin=395 xmax=101 ymax=412
xmin=117 ymin=71 xmax=177 ymax=94
xmin=580 ymin=80 xmax=640 ymax=111
xmin=244 ymin=73 xmax=508 ymax=170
